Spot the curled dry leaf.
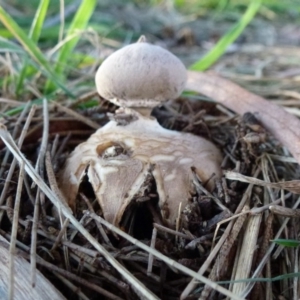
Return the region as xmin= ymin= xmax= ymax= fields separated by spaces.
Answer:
xmin=186 ymin=71 xmax=300 ymax=165
xmin=59 ymin=109 xmax=222 ymax=228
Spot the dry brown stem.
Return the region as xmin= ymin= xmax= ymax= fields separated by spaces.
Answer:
xmin=225 ymin=171 xmax=300 ymax=194
xmin=199 ymin=204 xmax=249 ymax=299
xmin=147 ymin=227 xmax=157 ymax=275
xmin=53 ymin=272 xmax=90 ymax=300
xmin=251 ymin=213 xmax=273 ymax=300
xmin=269 ymin=205 xmax=300 ymax=217
xmin=231 ymin=212 xmax=262 ymax=295
xmin=53 ymin=102 xmax=100 ymax=130
xmin=9 ymin=161 xmax=24 ymax=300
xmin=186 ymin=71 xmax=300 ymax=164
xmin=30 ymin=189 xmax=40 ymax=287
xmin=31 ymin=253 xmax=123 ymax=300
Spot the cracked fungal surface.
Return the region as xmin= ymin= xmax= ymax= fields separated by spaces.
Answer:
xmin=59 ymin=109 xmax=222 ymax=228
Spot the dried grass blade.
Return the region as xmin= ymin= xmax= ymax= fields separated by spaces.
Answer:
xmin=53 ymin=102 xmax=100 ymax=129
xmin=87 ymin=212 xmax=244 ymax=300
xmin=54 ymin=272 xmax=90 ymax=300
xmin=45 ymin=151 xmax=68 ymax=206
xmin=30 ymin=189 xmax=40 ymax=287
xmin=199 ymin=204 xmax=249 ymax=299
xmin=31 ymin=255 xmax=123 ymax=300
xmin=261 ymin=156 xmax=276 ymax=202
xmin=45 ymin=151 xmax=70 ymax=271
xmin=50 ymin=218 xmax=69 ymax=252
xmin=147 ymin=227 xmax=157 ymax=275
xmin=225 ymin=171 xmax=300 ymax=194
xmin=30 ymin=99 xmax=49 ymax=281
xmin=240 ymin=195 xmax=300 ymax=298
xmin=35 ymin=99 xmax=49 ymax=176
xmin=269 ymin=205 xmax=300 ymax=218
xmin=0 ymin=97 xmax=22 ymax=107
xmin=231 ymin=213 xmax=262 ymax=295
xmin=186 ymin=71 xmax=300 ymax=165
xmin=154 ymin=223 xmax=194 ymax=240
xmin=251 ymin=213 xmax=273 ymax=299
xmin=0 ymin=101 xmax=30 ymax=178
xmin=50 ymin=134 xmax=60 ymax=158
xmin=228 ymin=238 xmax=242 ymax=296
xmin=269 ymin=154 xmax=297 ymax=164
xmin=0 ymin=104 xmax=36 ymax=221
xmin=9 ymin=161 xmax=25 ymax=300
xmin=80 ymin=193 xmax=113 ymax=247
xmin=0 ymin=126 xmax=159 ymax=300
xmin=192 ymin=171 xmax=230 ymax=213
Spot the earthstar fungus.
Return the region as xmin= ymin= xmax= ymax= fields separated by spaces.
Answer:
xmin=59 ymin=37 xmax=222 ymax=229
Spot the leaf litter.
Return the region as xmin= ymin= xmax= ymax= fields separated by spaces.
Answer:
xmin=1 ymin=39 xmax=300 ymax=300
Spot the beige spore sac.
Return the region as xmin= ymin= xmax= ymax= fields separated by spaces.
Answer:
xmin=95 ymin=35 xmax=187 ymax=112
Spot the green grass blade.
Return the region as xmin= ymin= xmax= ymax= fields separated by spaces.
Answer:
xmin=29 ymin=0 xmax=50 ymax=43
xmin=54 ymin=0 xmax=97 ymax=77
xmin=17 ymin=0 xmax=50 ymax=95
xmin=0 ymin=6 xmax=73 ymax=96
xmin=190 ymin=0 xmax=262 ymax=71
xmin=44 ymin=0 xmax=97 ymax=93
xmin=272 ymin=239 xmax=300 ymax=247
xmin=215 ymin=0 xmax=229 ymax=13
xmin=16 ymin=57 xmax=30 ymax=95
xmin=0 ymin=36 xmax=25 ymax=53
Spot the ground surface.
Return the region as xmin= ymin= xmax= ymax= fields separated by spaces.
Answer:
xmin=1 ymin=1 xmax=300 ymax=299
